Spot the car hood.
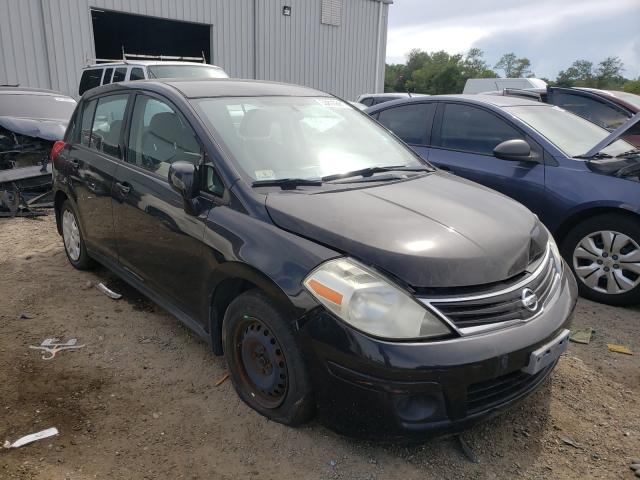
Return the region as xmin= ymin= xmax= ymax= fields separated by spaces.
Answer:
xmin=265 ymin=173 xmax=548 ymax=288
xmin=582 ymin=111 xmax=640 ymax=158
xmin=0 ymin=116 xmax=67 ymax=142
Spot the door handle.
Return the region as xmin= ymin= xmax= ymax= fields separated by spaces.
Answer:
xmin=116 ymin=181 xmax=131 ymax=195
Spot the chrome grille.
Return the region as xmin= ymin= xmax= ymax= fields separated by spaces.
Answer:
xmin=421 ymin=245 xmax=561 ymax=335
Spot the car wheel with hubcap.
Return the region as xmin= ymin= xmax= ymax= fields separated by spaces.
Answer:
xmin=61 ymin=200 xmax=94 ymax=270
xmin=223 ymin=289 xmax=314 ymax=425
xmin=563 ymin=214 xmax=640 ymax=305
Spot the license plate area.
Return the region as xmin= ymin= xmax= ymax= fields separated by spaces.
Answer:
xmin=521 ymin=329 xmax=570 ymax=375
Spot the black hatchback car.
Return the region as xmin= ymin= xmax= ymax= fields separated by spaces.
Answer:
xmin=52 ymin=79 xmax=577 ymax=438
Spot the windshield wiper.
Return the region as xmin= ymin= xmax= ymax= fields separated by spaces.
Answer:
xmin=252 ymin=178 xmax=323 ymax=190
xmin=616 ymin=149 xmax=640 ymax=158
xmin=322 ymin=165 xmax=431 ymax=182
xmin=575 ymin=152 xmax=613 ymax=160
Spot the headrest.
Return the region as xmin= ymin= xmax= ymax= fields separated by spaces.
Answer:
xmin=239 ymin=109 xmax=272 ymax=139
xmin=149 ymin=112 xmax=183 ymax=144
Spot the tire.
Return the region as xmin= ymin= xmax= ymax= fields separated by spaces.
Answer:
xmin=222 ymin=289 xmax=315 ymax=426
xmin=60 ymin=200 xmax=94 ymax=270
xmin=561 ymin=213 xmax=640 ymax=306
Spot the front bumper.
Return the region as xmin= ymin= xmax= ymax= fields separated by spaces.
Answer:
xmin=299 ymin=262 xmax=578 ymax=439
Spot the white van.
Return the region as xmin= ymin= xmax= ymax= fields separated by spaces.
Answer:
xmin=78 ymin=60 xmax=228 ymax=96
xmin=463 ymin=78 xmax=547 ymax=94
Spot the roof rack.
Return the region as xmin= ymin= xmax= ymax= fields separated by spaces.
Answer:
xmin=85 ymin=47 xmax=207 ymax=66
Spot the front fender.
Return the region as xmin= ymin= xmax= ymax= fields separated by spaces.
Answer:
xmin=201 ymin=202 xmax=340 ymax=307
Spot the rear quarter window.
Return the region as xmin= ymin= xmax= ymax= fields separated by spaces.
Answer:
xmin=129 ymin=67 xmax=145 ymax=80
xmin=78 ymin=69 xmax=102 ymax=96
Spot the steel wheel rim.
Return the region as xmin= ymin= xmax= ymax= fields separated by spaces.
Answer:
xmin=62 ymin=210 xmax=81 ymax=262
xmin=233 ymin=316 xmax=288 ymax=409
xmin=573 ymin=230 xmax=640 ymax=295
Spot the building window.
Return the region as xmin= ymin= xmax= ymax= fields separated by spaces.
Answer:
xmin=321 ymin=0 xmax=342 ymax=26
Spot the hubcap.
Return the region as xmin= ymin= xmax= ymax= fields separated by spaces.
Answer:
xmin=573 ymin=230 xmax=640 ymax=295
xmin=234 ymin=317 xmax=288 ymax=409
xmin=62 ymin=210 xmax=81 ymax=261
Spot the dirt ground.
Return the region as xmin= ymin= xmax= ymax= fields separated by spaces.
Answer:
xmin=1 ymin=215 xmax=639 ymax=480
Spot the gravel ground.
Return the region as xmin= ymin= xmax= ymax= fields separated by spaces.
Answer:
xmin=1 ymin=215 xmax=639 ymax=480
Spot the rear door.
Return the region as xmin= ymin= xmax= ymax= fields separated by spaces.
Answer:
xmin=428 ymin=102 xmax=547 ymax=216
xmin=374 ymin=102 xmax=436 ymax=160
xmin=66 ymin=93 xmax=129 ymax=260
xmin=112 ymin=92 xmax=211 ymax=320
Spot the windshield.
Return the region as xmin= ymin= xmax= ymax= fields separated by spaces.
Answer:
xmin=193 ymin=96 xmax=423 ymax=181
xmin=0 ymin=94 xmax=76 ymax=120
xmin=147 ymin=65 xmax=229 ymax=79
xmin=506 ymin=105 xmax=635 ymax=157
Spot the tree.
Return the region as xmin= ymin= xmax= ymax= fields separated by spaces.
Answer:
xmin=462 ymin=48 xmax=498 ymax=79
xmin=623 ymin=79 xmax=640 ymax=95
xmin=384 ymin=63 xmax=406 ymax=92
xmin=595 ymin=56 xmax=624 ymax=88
xmin=556 ymin=59 xmax=595 ymax=87
xmin=406 ymin=51 xmax=466 ymax=94
xmin=494 ymin=52 xmax=533 ymax=78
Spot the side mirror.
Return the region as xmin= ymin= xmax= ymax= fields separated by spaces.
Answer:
xmin=493 ymin=139 xmax=533 ymax=161
xmin=168 ymin=161 xmax=199 ymax=214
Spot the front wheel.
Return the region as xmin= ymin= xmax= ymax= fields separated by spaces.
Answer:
xmin=562 ymin=214 xmax=640 ymax=306
xmin=222 ymin=290 xmax=315 ymax=425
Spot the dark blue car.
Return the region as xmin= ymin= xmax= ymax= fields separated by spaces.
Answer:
xmin=367 ymin=95 xmax=640 ymax=305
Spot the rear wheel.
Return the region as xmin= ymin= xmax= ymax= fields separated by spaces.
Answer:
xmin=223 ymin=289 xmax=314 ymax=425
xmin=61 ymin=201 xmax=94 ymax=270
xmin=562 ymin=214 xmax=640 ymax=306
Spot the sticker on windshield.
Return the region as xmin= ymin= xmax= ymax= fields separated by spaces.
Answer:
xmin=54 ymin=97 xmax=75 ymax=103
xmin=314 ymin=98 xmax=349 ymax=109
xmin=255 ymin=169 xmax=276 ymax=180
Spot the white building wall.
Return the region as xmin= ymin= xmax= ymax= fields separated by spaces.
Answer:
xmin=0 ymin=0 xmax=390 ymax=100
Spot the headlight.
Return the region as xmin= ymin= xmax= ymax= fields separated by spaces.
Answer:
xmin=303 ymin=258 xmax=451 ymax=339
xmin=545 ymin=228 xmax=563 ymax=275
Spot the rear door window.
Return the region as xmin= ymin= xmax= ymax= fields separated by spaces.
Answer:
xmin=78 ymin=69 xmax=102 ymax=96
xmin=377 ymin=103 xmax=434 ymax=145
xmin=129 ymin=67 xmax=145 ymax=80
xmin=436 ymin=103 xmax=523 ymax=155
xmin=89 ymin=94 xmax=128 ymax=158
xmin=127 ymin=95 xmax=202 ymax=178
xmin=549 ymin=92 xmax=629 ymax=130
xmin=101 ymin=68 xmax=114 ymax=85
xmin=112 ymin=67 xmax=127 ymax=83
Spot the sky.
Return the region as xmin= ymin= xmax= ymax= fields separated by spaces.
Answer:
xmin=385 ymin=0 xmax=640 ymax=80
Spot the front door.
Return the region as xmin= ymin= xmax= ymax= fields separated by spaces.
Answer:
xmin=112 ymin=93 xmax=210 ymax=321
xmin=428 ymin=102 xmax=547 ymax=218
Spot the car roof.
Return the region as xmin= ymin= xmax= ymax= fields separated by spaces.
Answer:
xmin=84 ymin=78 xmax=331 ymax=99
xmin=83 ymin=61 xmax=225 ymax=69
xmin=359 ymin=93 xmax=412 ymax=98
xmin=0 ymin=86 xmax=73 ymax=98
xmin=367 ymin=93 xmax=546 ymax=112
